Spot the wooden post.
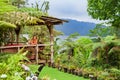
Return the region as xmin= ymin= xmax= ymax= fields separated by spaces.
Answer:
xmin=36 ymin=44 xmax=39 ymax=64
xmin=17 ymin=46 xmax=20 ymax=52
xmin=47 ymin=25 xmax=54 ymax=64
xmin=0 ymin=48 xmax=2 ymax=53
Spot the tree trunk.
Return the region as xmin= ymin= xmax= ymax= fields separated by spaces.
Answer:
xmin=16 ymin=34 xmax=19 ymax=44
xmin=104 ymin=45 xmax=113 ymax=64
xmin=15 ymin=26 xmax=21 ymax=44
xmin=10 ymin=30 xmax=14 ymax=45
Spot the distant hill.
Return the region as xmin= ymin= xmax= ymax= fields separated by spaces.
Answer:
xmin=54 ymin=19 xmax=96 ymax=36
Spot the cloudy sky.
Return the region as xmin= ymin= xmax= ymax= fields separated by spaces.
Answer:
xmin=29 ymin=0 xmax=102 ymax=23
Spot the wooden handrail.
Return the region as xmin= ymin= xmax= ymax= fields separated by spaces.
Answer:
xmin=0 ymin=43 xmax=51 ymax=64
xmin=0 ymin=44 xmax=50 ymax=49
xmin=8 ymin=42 xmax=26 ymax=43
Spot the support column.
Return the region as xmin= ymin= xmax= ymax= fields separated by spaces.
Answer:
xmin=47 ymin=25 xmax=54 ymax=64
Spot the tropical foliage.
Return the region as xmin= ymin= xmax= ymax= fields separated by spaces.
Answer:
xmin=87 ymin=0 xmax=120 ymax=37
xmin=0 ymin=21 xmax=16 ymax=46
xmin=0 ymin=0 xmax=120 ymax=80
xmin=0 ymin=49 xmax=28 ymax=80
xmin=0 ymin=0 xmax=45 ymax=44
xmin=53 ymin=34 xmax=120 ymax=79
xmin=89 ymin=23 xmax=114 ymax=37
xmin=0 ymin=0 xmax=62 ymax=45
xmin=9 ymin=0 xmax=27 ymax=8
xmin=0 ymin=0 xmax=17 ymax=14
xmin=0 ymin=21 xmax=16 ymax=28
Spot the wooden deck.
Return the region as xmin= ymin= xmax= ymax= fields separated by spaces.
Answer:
xmin=0 ymin=44 xmax=51 ymax=64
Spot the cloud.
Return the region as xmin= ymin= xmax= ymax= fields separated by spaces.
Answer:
xmin=28 ymin=0 xmax=103 ymax=23
xmin=48 ymin=0 xmax=87 ymax=16
xmin=47 ymin=0 xmax=103 ymax=23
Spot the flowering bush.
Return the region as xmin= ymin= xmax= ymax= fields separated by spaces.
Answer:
xmin=0 ymin=49 xmax=29 ymax=80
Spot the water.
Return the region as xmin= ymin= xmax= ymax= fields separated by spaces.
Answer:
xmin=55 ymin=35 xmax=96 ymax=45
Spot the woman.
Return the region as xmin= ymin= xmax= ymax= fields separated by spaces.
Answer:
xmin=27 ymin=35 xmax=38 ymax=59
xmin=28 ymin=36 xmax=38 ymax=45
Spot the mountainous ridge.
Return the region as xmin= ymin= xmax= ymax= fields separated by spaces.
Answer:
xmin=54 ymin=19 xmax=96 ymax=36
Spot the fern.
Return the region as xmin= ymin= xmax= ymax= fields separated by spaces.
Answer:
xmin=0 ymin=49 xmax=29 ymax=80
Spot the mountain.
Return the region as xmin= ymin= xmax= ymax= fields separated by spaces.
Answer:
xmin=54 ymin=19 xmax=96 ymax=36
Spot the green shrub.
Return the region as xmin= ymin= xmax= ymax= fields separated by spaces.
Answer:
xmin=0 ymin=49 xmax=29 ymax=80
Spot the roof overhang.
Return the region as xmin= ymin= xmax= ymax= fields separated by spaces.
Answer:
xmin=39 ymin=16 xmax=68 ymax=25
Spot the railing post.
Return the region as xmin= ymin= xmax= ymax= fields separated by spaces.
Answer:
xmin=17 ymin=46 xmax=20 ymax=52
xmin=0 ymin=48 xmax=2 ymax=53
xmin=36 ymin=44 xmax=39 ymax=64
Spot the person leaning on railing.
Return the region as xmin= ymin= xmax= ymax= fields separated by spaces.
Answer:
xmin=28 ymin=35 xmax=38 ymax=45
xmin=27 ymin=35 xmax=38 ymax=59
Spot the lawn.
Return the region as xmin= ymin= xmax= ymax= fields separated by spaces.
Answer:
xmin=29 ymin=65 xmax=89 ymax=80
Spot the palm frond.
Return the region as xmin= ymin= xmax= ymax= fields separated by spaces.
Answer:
xmin=0 ymin=21 xmax=16 ymax=28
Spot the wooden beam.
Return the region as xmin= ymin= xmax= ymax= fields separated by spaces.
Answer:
xmin=40 ymin=16 xmax=68 ymax=25
xmin=40 ymin=16 xmax=68 ymax=23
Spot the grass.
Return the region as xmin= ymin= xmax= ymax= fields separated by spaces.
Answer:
xmin=29 ymin=65 xmax=89 ymax=80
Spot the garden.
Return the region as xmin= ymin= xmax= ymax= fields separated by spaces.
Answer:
xmin=0 ymin=0 xmax=120 ymax=80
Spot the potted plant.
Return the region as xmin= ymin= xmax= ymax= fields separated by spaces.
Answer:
xmin=78 ymin=68 xmax=83 ymax=77
xmin=58 ymin=65 xmax=62 ymax=71
xmin=63 ymin=64 xmax=68 ymax=73
xmin=88 ymin=68 xmax=98 ymax=80
xmin=82 ymin=68 xmax=89 ymax=79
xmin=97 ymin=71 xmax=110 ymax=80
xmin=68 ymin=65 xmax=76 ymax=74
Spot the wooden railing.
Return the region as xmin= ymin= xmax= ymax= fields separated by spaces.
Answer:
xmin=0 ymin=44 xmax=51 ymax=64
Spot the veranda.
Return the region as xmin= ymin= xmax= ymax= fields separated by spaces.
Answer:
xmin=0 ymin=16 xmax=68 ymax=64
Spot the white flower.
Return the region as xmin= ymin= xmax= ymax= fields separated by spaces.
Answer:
xmin=32 ymin=75 xmax=38 ymax=80
xmin=21 ymin=64 xmax=30 ymax=71
xmin=30 ymin=73 xmax=34 ymax=77
xmin=1 ymin=74 xmax=7 ymax=78
xmin=26 ymin=76 xmax=32 ymax=80
xmin=89 ymin=74 xmax=94 ymax=77
xmin=15 ymin=72 xmax=19 ymax=76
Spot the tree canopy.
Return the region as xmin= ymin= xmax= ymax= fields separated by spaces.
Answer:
xmin=9 ymin=0 xmax=27 ymax=8
xmin=87 ymin=0 xmax=120 ymax=21
xmin=0 ymin=0 xmax=17 ymax=14
xmin=89 ymin=24 xmax=114 ymax=37
xmin=87 ymin=0 xmax=120 ymax=37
